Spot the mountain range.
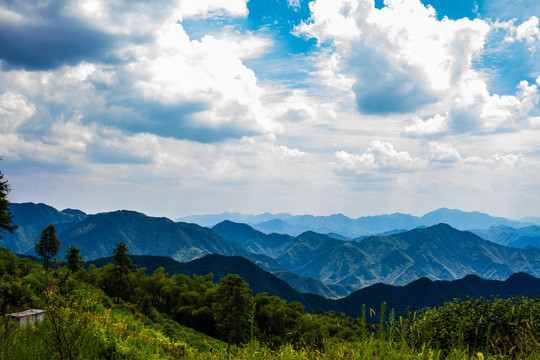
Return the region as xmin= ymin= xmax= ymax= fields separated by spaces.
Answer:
xmin=4 ymin=203 xmax=282 ymax=267
xmin=86 ymin=253 xmax=540 ymax=318
xmin=179 ymin=208 xmax=537 ymax=237
xmin=4 ymin=203 xmax=341 ymax=297
xmin=4 ymin=202 xmax=540 ymax=297
xmin=212 ymin=221 xmax=540 ymax=288
xmin=471 ymin=225 xmax=540 ymax=248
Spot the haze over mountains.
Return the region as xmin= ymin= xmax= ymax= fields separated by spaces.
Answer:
xmin=86 ymin=253 xmax=540 ymax=317
xmin=213 ymin=221 xmax=540 ymax=288
xmin=179 ymin=208 xmax=538 ymax=238
xmin=3 ymin=202 xmax=540 ymax=299
xmin=471 ymin=225 xmax=540 ymax=249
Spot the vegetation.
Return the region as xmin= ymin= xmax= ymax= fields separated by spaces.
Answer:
xmin=65 ymin=245 xmax=84 ymax=274
xmin=0 ymin=161 xmax=17 ymax=239
xmin=35 ymin=224 xmax=61 ymax=270
xmin=0 ymin=244 xmax=538 ymax=359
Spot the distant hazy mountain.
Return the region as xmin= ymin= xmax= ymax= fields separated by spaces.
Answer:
xmin=213 ymin=221 xmax=540 ymax=288
xmin=3 ymin=203 xmax=88 ymax=254
xmin=471 ymin=225 xmax=540 ymax=248
xmin=185 ymin=208 xmax=533 ymax=237
xmin=4 ymin=203 xmax=278 ymax=268
xmin=419 ymin=208 xmax=527 ymax=230
xmin=86 ymin=253 xmax=540 ymax=318
xmin=9 ymin=202 xmax=540 ymax=299
xmin=177 ymin=212 xmax=293 ymax=228
xmin=5 ymin=203 xmax=347 ymax=297
xmin=520 ymin=216 xmax=540 ymax=225
xmin=58 ymin=210 xmax=262 ymax=262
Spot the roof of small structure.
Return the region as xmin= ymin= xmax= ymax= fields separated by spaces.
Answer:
xmin=8 ymin=309 xmax=46 ymax=318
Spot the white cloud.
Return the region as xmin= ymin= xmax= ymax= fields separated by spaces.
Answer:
xmin=477 ymin=80 xmax=538 ymax=130
xmin=0 ymin=5 xmax=278 ymax=143
xmin=287 ymin=0 xmax=302 ymax=10
xmin=464 ymin=153 xmax=526 ymax=168
xmin=298 ymin=0 xmax=490 ymax=115
xmin=428 ymin=142 xmax=461 ymax=163
xmin=529 ymin=116 xmax=540 ymax=128
xmin=405 ymin=113 xmax=448 ymax=136
xmin=335 ymin=141 xmax=425 ymax=175
xmin=504 ymin=16 xmax=540 ymax=45
xmin=0 ymin=92 xmax=35 ymax=132
xmin=298 ymin=0 xmax=540 ymax=133
xmin=128 ymin=18 xmax=279 ymax=136
xmin=0 ymin=6 xmax=24 ymax=24
xmin=335 ymin=140 xmax=529 ymax=179
xmin=177 ymin=0 xmax=248 ymax=19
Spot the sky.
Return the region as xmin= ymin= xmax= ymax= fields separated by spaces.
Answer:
xmin=1 ymin=0 xmax=540 ymax=220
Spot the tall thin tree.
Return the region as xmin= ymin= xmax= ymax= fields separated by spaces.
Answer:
xmin=35 ymin=224 xmax=61 ymax=270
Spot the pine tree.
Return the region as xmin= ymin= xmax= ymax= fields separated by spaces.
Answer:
xmin=65 ymin=244 xmax=84 ymax=273
xmin=113 ymin=241 xmax=136 ymax=272
xmin=213 ymin=274 xmax=253 ymax=356
xmin=35 ymin=224 xmax=61 ymax=270
xmin=105 ymin=241 xmax=136 ymax=300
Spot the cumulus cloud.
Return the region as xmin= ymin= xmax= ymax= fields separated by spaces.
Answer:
xmin=0 ymin=92 xmax=35 ymax=132
xmin=124 ymin=19 xmax=278 ymax=141
xmin=458 ymin=80 xmax=539 ymax=131
xmin=335 ymin=141 xmax=425 ymax=176
xmin=404 ymin=113 xmax=448 ymax=136
xmin=504 ymin=16 xmax=540 ymax=45
xmin=428 ymin=142 xmax=461 ymax=163
xmin=297 ymin=0 xmax=540 ymax=133
xmin=335 ymin=140 xmax=529 ymax=180
xmin=298 ymin=0 xmax=490 ymax=115
xmin=464 ymin=153 xmax=526 ymax=168
xmin=0 ymin=1 xmax=278 ymax=144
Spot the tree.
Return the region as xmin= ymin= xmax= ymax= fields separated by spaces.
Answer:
xmin=0 ymin=161 xmax=17 ymax=239
xmin=35 ymin=224 xmax=61 ymax=270
xmin=103 ymin=241 xmax=136 ymax=301
xmin=113 ymin=241 xmax=135 ymax=272
xmin=213 ymin=274 xmax=253 ymax=356
xmin=65 ymin=244 xmax=83 ymax=276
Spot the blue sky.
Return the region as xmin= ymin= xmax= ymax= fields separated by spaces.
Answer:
xmin=1 ymin=0 xmax=540 ymax=219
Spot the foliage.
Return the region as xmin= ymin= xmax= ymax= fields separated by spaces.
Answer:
xmin=101 ymin=242 xmax=136 ymax=301
xmin=39 ymin=286 xmax=94 ymax=360
xmin=409 ymin=297 xmax=540 ymax=356
xmin=65 ymin=245 xmax=84 ymax=274
xmin=0 ymin=246 xmax=539 ymax=359
xmin=0 ymin=162 xmax=17 ymax=240
xmin=113 ymin=241 xmax=135 ymax=272
xmin=213 ymin=274 xmax=253 ymax=351
xmin=35 ymin=224 xmax=61 ymax=270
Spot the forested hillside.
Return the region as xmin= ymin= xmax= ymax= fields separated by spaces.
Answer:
xmin=1 ymin=246 xmax=539 ymax=359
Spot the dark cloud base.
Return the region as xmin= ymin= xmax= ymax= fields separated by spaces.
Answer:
xmin=0 ymin=19 xmax=118 ymax=71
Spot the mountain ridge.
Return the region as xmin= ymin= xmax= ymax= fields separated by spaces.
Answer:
xmin=182 ymin=207 xmax=534 ymax=237
xmin=85 ymin=252 xmax=540 ymax=318
xmin=213 ymin=221 xmax=540 ymax=288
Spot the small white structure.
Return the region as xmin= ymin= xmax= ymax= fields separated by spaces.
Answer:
xmin=8 ymin=309 xmax=46 ymax=327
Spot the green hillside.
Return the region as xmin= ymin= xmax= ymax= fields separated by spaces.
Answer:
xmin=2 ymin=246 xmax=539 ymax=359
